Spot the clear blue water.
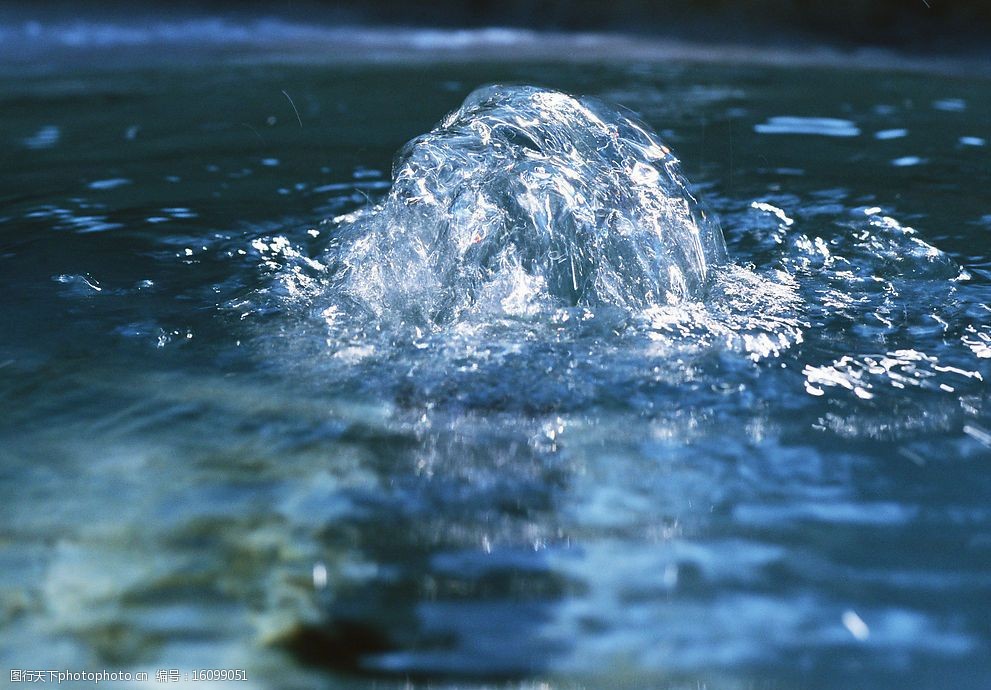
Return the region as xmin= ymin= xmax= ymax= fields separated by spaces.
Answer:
xmin=2 ymin=27 xmax=991 ymax=690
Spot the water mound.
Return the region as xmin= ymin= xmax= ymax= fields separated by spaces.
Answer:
xmin=238 ymin=86 xmax=805 ymax=410
xmin=326 ymin=85 xmax=727 ymax=324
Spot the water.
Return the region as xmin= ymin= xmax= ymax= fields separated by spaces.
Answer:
xmin=326 ymin=84 xmax=726 ymax=319
xmin=2 ymin=28 xmax=991 ymax=690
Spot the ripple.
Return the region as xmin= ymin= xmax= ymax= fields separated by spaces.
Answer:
xmin=932 ymin=98 xmax=967 ymax=112
xmin=22 ymin=125 xmax=60 ymax=149
xmin=803 ymin=349 xmax=982 ymax=400
xmin=87 ymin=178 xmax=131 ymax=190
xmin=874 ymin=128 xmax=908 ymax=140
xmin=754 ymin=117 xmax=860 ymax=137
xmin=891 ymin=155 xmax=925 ymax=167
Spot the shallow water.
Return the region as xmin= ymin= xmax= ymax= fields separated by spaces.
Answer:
xmin=2 ymin=31 xmax=991 ymax=690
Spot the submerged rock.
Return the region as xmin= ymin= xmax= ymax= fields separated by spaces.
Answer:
xmin=326 ymin=85 xmax=727 ymax=324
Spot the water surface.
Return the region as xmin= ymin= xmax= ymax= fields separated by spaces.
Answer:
xmin=2 ymin=29 xmax=991 ymax=690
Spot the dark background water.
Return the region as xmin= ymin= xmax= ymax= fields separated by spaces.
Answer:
xmin=4 ymin=0 xmax=991 ymax=51
xmin=2 ymin=8 xmax=991 ymax=690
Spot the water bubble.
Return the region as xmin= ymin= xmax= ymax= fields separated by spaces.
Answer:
xmin=239 ymin=86 xmax=806 ymax=412
xmin=326 ymin=85 xmax=727 ymax=325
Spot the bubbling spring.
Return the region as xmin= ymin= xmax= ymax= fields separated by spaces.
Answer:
xmin=324 ymin=85 xmax=728 ymax=325
xmin=242 ymin=84 xmax=849 ymax=407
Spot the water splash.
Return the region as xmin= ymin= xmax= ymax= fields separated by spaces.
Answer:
xmin=232 ymin=86 xmax=808 ymax=412
xmin=236 ymin=88 xmax=983 ymax=418
xmin=324 ymin=85 xmax=727 ymax=326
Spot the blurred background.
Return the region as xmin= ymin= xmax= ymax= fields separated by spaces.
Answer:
xmin=2 ymin=0 xmax=990 ymax=53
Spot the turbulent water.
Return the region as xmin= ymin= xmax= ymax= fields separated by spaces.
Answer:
xmin=329 ymin=84 xmax=726 ymax=321
xmin=2 ymin=28 xmax=991 ymax=690
xmin=252 ymin=85 xmax=806 ymax=413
